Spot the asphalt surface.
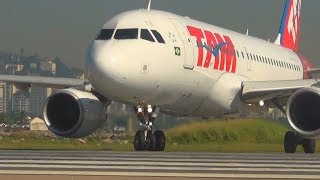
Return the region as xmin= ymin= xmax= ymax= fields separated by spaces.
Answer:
xmin=0 ymin=150 xmax=319 ymax=179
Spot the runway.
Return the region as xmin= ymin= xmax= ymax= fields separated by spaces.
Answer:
xmin=0 ymin=150 xmax=319 ymax=179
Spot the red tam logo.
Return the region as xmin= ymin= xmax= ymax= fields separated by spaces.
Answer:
xmin=187 ymin=26 xmax=237 ymax=73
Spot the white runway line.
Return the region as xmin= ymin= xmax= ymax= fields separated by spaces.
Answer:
xmin=0 ymin=170 xmax=320 ymax=179
xmin=1 ymin=159 xmax=320 ymax=168
xmin=0 ymin=151 xmax=319 ymax=179
xmin=0 ymin=156 xmax=320 ymax=164
xmin=1 ymin=164 xmax=320 ymax=173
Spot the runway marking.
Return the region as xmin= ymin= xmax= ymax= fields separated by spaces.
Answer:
xmin=0 ymin=170 xmax=320 ymax=179
xmin=0 ymin=156 xmax=319 ymax=164
xmin=1 ymin=160 xmax=320 ymax=168
xmin=1 ymin=164 xmax=320 ymax=173
xmin=0 ymin=151 xmax=319 ymax=179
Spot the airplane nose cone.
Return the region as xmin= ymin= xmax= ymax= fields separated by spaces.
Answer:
xmin=87 ymin=41 xmax=127 ymax=85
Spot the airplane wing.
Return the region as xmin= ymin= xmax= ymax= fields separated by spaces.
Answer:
xmin=241 ymin=79 xmax=319 ymax=106
xmin=0 ymin=75 xmax=87 ymax=89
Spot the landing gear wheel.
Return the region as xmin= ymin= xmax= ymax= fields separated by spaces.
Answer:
xmin=284 ymin=131 xmax=298 ymax=153
xmin=302 ymin=139 xmax=316 ymax=154
xmin=147 ymin=131 xmax=156 ymax=151
xmin=154 ymin=130 xmax=166 ymax=151
xmin=134 ymin=130 xmax=146 ymax=151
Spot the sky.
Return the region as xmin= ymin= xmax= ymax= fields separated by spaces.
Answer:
xmin=0 ymin=0 xmax=319 ymax=69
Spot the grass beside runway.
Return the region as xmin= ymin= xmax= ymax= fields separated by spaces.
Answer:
xmin=165 ymin=118 xmax=316 ymax=153
xmin=0 ymin=118 xmax=317 ymax=152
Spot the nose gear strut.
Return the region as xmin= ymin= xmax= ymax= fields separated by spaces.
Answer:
xmin=133 ymin=105 xmax=165 ymax=151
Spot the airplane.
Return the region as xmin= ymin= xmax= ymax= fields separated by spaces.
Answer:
xmin=0 ymin=0 xmax=319 ymax=153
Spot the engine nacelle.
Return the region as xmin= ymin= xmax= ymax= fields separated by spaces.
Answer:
xmin=287 ymin=86 xmax=320 ymax=139
xmin=43 ymin=88 xmax=106 ymax=138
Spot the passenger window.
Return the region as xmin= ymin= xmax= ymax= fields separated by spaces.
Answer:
xmin=236 ymin=50 xmax=240 ymax=58
xmin=96 ymin=29 xmax=114 ymax=40
xmin=141 ymin=29 xmax=155 ymax=42
xmin=151 ymin=30 xmax=165 ymax=43
xmin=241 ymin=52 xmax=245 ymax=59
xmin=114 ymin=28 xmax=138 ymax=39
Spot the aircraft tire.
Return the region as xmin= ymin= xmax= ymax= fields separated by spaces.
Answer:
xmin=284 ymin=131 xmax=298 ymax=153
xmin=134 ymin=130 xmax=146 ymax=151
xmin=302 ymin=139 xmax=316 ymax=154
xmin=147 ymin=130 xmax=156 ymax=151
xmin=154 ymin=130 xmax=166 ymax=151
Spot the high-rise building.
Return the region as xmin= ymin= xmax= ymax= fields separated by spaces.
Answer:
xmin=29 ymin=86 xmax=52 ymax=116
xmin=5 ymin=84 xmax=18 ymax=113
xmin=0 ymin=82 xmax=7 ymax=113
xmin=12 ymin=90 xmax=29 ymax=113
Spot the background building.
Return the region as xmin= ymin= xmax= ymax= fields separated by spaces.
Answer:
xmin=12 ymin=90 xmax=29 ymax=113
xmin=0 ymin=82 xmax=6 ymax=113
xmin=29 ymin=86 xmax=52 ymax=116
xmin=40 ymin=61 xmax=56 ymax=75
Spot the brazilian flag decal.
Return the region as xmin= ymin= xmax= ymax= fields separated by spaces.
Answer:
xmin=174 ymin=47 xmax=181 ymax=56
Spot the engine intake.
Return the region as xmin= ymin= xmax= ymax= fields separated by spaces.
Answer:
xmin=43 ymin=89 xmax=106 ymax=138
xmin=287 ymin=87 xmax=320 ymax=138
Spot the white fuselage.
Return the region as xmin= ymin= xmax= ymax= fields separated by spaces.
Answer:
xmin=86 ymin=10 xmax=304 ymax=118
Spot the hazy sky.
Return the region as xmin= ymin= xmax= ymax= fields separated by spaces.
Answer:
xmin=0 ymin=0 xmax=319 ymax=69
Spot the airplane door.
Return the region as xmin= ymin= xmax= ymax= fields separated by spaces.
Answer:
xmin=243 ymin=47 xmax=251 ymax=71
xmin=170 ymin=18 xmax=194 ymax=69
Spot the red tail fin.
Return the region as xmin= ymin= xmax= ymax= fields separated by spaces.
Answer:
xmin=276 ymin=0 xmax=302 ymax=52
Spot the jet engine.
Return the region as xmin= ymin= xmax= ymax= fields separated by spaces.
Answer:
xmin=287 ymin=86 xmax=320 ymax=139
xmin=43 ymin=88 xmax=106 ymax=138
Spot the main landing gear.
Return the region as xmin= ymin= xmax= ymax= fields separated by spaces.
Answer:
xmin=284 ymin=131 xmax=316 ymax=154
xmin=133 ymin=105 xmax=165 ymax=151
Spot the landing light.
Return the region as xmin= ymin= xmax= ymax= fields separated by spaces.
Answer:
xmin=259 ymin=100 xmax=265 ymax=107
xmin=138 ymin=107 xmax=143 ymax=113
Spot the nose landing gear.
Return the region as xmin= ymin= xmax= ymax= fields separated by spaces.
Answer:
xmin=133 ymin=105 xmax=166 ymax=151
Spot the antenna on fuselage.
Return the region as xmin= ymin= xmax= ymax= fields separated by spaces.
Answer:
xmin=147 ymin=0 xmax=152 ymax=10
xmin=246 ymin=29 xmax=249 ymax=36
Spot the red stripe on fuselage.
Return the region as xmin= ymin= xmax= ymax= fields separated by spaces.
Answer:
xmin=298 ymin=54 xmax=313 ymax=79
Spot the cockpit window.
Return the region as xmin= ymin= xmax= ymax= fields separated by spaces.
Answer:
xmin=96 ymin=29 xmax=114 ymax=40
xmin=114 ymin=28 xmax=138 ymax=40
xmin=141 ymin=29 xmax=155 ymax=42
xmin=151 ymin=30 xmax=165 ymax=44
